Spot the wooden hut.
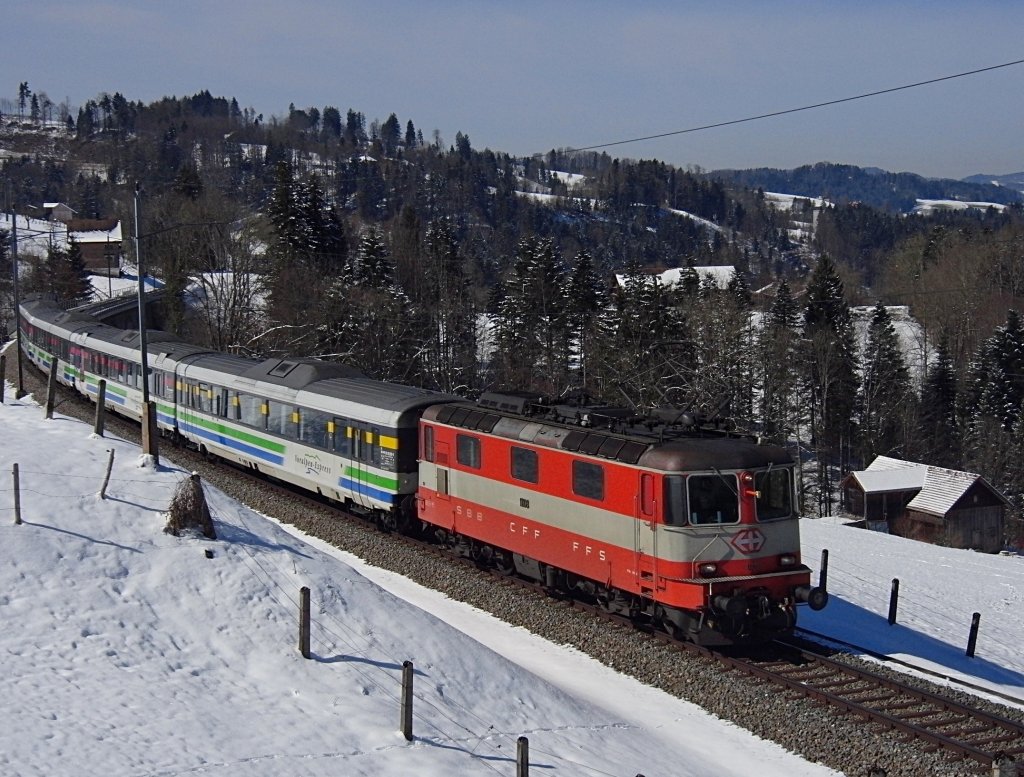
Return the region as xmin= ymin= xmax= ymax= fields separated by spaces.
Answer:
xmin=841 ymin=456 xmax=1008 ymax=553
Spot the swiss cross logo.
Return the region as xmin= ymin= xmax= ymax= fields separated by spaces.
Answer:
xmin=730 ymin=528 xmax=766 ymax=554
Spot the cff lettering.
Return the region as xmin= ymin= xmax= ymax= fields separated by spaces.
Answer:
xmin=572 ymin=541 xmax=607 ymax=561
xmin=509 ymin=521 xmax=541 ymax=539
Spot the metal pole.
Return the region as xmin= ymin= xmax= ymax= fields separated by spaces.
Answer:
xmin=133 ymin=184 xmax=158 ymax=464
xmin=134 ymin=183 xmax=149 ymax=408
xmin=10 ymin=205 xmax=25 ymax=399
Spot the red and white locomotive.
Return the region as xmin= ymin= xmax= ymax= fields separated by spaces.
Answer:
xmin=417 ymin=392 xmax=827 ymax=645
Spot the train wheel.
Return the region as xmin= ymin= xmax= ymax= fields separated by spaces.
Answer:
xmin=494 ymin=551 xmax=515 ymax=576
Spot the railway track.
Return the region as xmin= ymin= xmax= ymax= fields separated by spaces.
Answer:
xmin=7 ymin=353 xmax=1024 ymax=776
xmin=719 ymin=639 xmax=1024 ymax=775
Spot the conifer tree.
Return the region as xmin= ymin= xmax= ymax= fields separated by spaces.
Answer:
xmin=918 ymin=330 xmax=960 ymax=467
xmin=859 ymin=302 xmax=913 ymax=463
xmin=801 ymin=255 xmax=860 ymax=515
xmin=758 ymin=279 xmax=800 ymax=445
xmin=965 ymin=310 xmax=1024 ymax=518
xmin=565 ymin=249 xmax=610 ymax=396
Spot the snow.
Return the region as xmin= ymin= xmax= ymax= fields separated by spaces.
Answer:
xmin=3 ymin=355 xmax=1023 ymax=776
xmin=912 ymin=199 xmax=1008 ymax=215
xmin=763 ymin=192 xmax=832 ymax=210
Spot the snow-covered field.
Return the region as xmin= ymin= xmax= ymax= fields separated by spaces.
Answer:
xmin=2 ymin=360 xmax=1022 ymax=776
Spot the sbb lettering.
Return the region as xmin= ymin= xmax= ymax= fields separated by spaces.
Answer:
xmin=455 ymin=505 xmax=485 ymax=521
xmin=571 ymin=541 xmax=607 ymax=561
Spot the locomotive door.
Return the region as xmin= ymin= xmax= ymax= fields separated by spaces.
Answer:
xmin=635 ymin=472 xmax=658 ymax=598
xmin=433 ymin=441 xmax=451 ymax=502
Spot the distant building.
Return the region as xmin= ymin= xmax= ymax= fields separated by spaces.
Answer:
xmin=615 ymin=265 xmax=735 ymax=290
xmin=65 ymin=218 xmax=123 ymax=276
xmin=41 ymin=202 xmax=77 ymax=222
xmin=841 ymin=456 xmax=1008 ymax=553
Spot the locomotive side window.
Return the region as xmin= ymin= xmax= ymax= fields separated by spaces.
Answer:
xmin=456 ymin=434 xmax=481 ymax=469
xmin=423 ymin=425 xmax=434 ymax=462
xmin=572 ymin=460 xmax=604 ymax=501
xmin=511 ymin=446 xmax=538 ymax=483
xmin=755 ymin=468 xmax=793 ymax=521
xmin=687 ymin=474 xmax=739 ymax=524
xmin=663 ymin=475 xmax=687 ymax=526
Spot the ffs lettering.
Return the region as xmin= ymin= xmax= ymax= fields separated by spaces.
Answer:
xmin=572 ymin=541 xmax=607 ymax=561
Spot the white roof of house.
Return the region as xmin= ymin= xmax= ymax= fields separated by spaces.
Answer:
xmin=851 ymin=455 xmax=995 ymax=518
xmin=70 ymin=223 xmax=122 ymax=243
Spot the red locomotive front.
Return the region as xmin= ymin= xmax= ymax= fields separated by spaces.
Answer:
xmin=416 ymin=393 xmax=826 ymax=645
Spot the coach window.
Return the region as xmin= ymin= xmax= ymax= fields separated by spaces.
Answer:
xmin=238 ymin=393 xmax=264 ymax=428
xmin=456 ymin=434 xmax=481 ymax=469
xmin=572 ymin=460 xmax=604 ymax=501
xmin=755 ymin=468 xmax=793 ymax=521
xmin=511 ymin=446 xmax=538 ymax=483
xmin=334 ymin=420 xmax=352 ymax=456
xmin=302 ymin=408 xmax=332 ymax=449
xmin=687 ymin=474 xmax=739 ymax=525
xmin=663 ymin=475 xmax=687 ymax=526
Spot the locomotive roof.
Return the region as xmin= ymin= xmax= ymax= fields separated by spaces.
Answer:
xmin=423 ymin=398 xmax=792 ymax=470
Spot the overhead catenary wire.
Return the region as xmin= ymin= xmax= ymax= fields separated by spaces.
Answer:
xmin=555 ymin=57 xmax=1024 ymax=156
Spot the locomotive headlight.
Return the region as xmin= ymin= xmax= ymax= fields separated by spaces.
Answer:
xmin=778 ymin=554 xmax=797 ymax=567
xmin=698 ymin=562 xmax=718 ymax=577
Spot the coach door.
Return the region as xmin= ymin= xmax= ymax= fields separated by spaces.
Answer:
xmin=348 ymin=422 xmax=378 ymax=509
xmin=635 ymin=472 xmax=658 ymax=598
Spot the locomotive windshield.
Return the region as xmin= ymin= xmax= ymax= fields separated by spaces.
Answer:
xmin=755 ymin=467 xmax=794 ymax=521
xmin=687 ymin=474 xmax=739 ymax=525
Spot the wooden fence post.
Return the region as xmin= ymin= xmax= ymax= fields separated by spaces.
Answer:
xmin=517 ymin=736 xmax=529 ymax=777
xmin=12 ymin=463 xmax=21 ymax=525
xmin=400 ymin=660 xmax=414 ymax=741
xmin=99 ymin=449 xmax=115 ymax=500
xmin=818 ymin=548 xmax=829 ymax=591
xmin=0 ymin=354 xmax=6 ymax=404
xmin=298 ymin=586 xmax=311 ymax=659
xmin=887 ymin=579 xmax=900 ymax=625
xmin=966 ymin=612 xmax=981 ymax=658
xmin=44 ymin=363 xmax=57 ymax=419
xmin=94 ymin=380 xmax=107 ymax=437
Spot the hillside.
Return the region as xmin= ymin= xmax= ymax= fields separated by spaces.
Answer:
xmin=712 ymin=161 xmax=1022 ymax=213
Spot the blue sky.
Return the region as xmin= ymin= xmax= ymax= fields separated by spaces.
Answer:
xmin=4 ymin=1 xmax=1023 ymax=178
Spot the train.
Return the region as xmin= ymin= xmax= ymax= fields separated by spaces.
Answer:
xmin=16 ymin=294 xmax=827 ymax=645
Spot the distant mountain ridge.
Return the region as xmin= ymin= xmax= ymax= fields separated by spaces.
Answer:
xmin=710 ymin=162 xmax=1023 ymax=213
xmin=962 ymin=171 xmax=1024 ymax=195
